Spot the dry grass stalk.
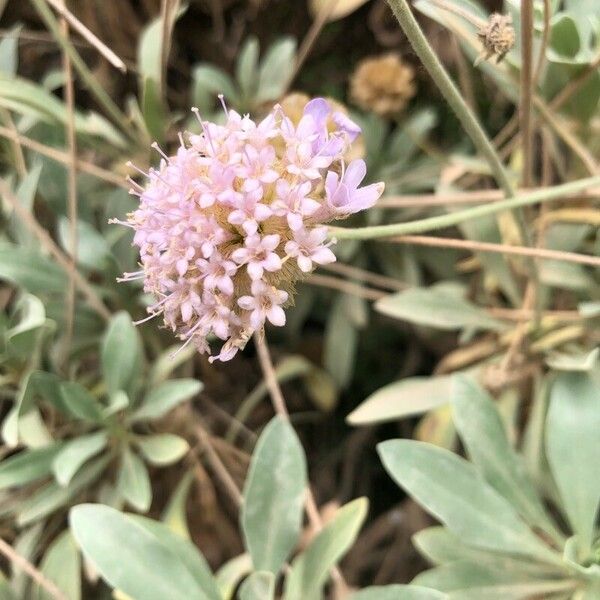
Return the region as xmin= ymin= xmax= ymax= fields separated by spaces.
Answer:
xmin=391 ymin=235 xmax=600 ymax=268
xmin=0 ymin=179 xmax=111 ymax=321
xmin=0 ymin=536 xmax=68 ymax=600
xmin=59 ymin=1 xmax=79 ymax=367
xmin=0 ymin=126 xmax=127 ymax=189
xmin=44 ymin=0 xmax=127 ymax=72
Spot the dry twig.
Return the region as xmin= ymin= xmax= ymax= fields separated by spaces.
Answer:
xmin=0 ymin=536 xmax=68 ymax=600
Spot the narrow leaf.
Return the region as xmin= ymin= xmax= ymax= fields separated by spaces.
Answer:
xmin=239 ymin=572 xmax=275 ymax=600
xmin=70 ymin=504 xmax=217 ymax=600
xmin=136 ymin=434 xmax=189 ymax=466
xmin=546 ymin=371 xmax=600 ymax=554
xmin=117 ymin=448 xmax=152 ymax=512
xmin=348 ymin=376 xmax=452 ymax=425
xmin=242 ymin=416 xmax=307 ymax=574
xmin=131 ymin=379 xmax=202 ymax=423
xmin=378 ymin=440 xmax=560 ymax=564
xmin=451 ymin=375 xmax=556 ymax=536
xmin=0 ymin=443 xmax=64 ymax=490
xmin=33 ymin=531 xmax=81 ymax=600
xmin=101 ymin=311 xmax=141 ymax=395
xmin=52 ymin=432 xmax=107 ymax=486
xmin=375 ymin=285 xmax=504 ymax=331
xmin=352 ymin=585 xmax=447 ymax=599
xmin=284 ymin=498 xmax=368 ymax=600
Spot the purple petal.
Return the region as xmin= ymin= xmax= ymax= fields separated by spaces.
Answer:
xmin=348 ymin=182 xmax=385 ymax=212
xmin=343 ymin=159 xmax=367 ymax=190
xmin=303 ymin=98 xmax=331 ymax=126
xmin=332 ymin=111 xmax=361 ymax=142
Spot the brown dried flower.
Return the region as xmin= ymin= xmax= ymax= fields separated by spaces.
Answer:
xmin=476 ymin=13 xmax=515 ymax=65
xmin=349 ymin=54 xmax=416 ymax=117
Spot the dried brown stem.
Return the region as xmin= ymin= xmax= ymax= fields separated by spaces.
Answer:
xmin=194 ymin=424 xmax=243 ymax=508
xmin=319 ymin=262 xmax=406 ymax=291
xmin=43 ymin=0 xmax=126 ymax=72
xmin=520 ymin=0 xmax=534 ymax=187
xmin=0 ymin=536 xmax=68 ymax=600
xmin=0 ymin=109 xmax=27 ymax=177
xmin=0 ymin=179 xmax=111 ymax=321
xmin=307 ymin=273 xmax=386 ymax=301
xmin=0 ymin=125 xmax=127 ymax=188
xmin=533 ymin=0 xmax=551 ymax=85
xmin=391 ymin=234 xmax=600 ymax=267
xmin=59 ymin=2 xmax=78 ymax=367
xmin=286 ymin=0 xmax=340 ymax=92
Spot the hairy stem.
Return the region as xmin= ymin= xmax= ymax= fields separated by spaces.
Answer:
xmin=330 ymin=175 xmax=600 ymax=240
xmin=385 ymin=0 xmax=515 ymax=197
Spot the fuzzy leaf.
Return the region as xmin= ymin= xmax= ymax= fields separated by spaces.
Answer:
xmin=242 ymin=416 xmax=307 ymax=574
xmin=378 ymin=440 xmax=560 ymax=564
xmin=546 ymin=371 xmax=600 ymax=554
xmin=348 ymin=376 xmax=452 ymax=425
xmin=284 ymin=498 xmax=368 ymax=600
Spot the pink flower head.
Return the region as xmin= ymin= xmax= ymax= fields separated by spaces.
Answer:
xmin=117 ymin=97 xmax=383 ymax=361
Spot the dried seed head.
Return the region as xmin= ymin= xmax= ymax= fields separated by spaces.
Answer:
xmin=349 ymin=54 xmax=416 ymax=117
xmin=476 ymin=13 xmax=515 ymax=65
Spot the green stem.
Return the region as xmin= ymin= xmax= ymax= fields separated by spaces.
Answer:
xmin=30 ymin=0 xmax=135 ymax=144
xmin=385 ymin=0 xmax=515 ymax=198
xmin=330 ymin=175 xmax=600 ymax=240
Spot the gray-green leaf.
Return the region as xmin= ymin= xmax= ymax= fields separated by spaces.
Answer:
xmin=378 ymin=440 xmax=560 ymax=565
xmin=131 ymin=378 xmax=202 ymax=423
xmin=117 ymin=448 xmax=152 ymax=512
xmin=546 ymin=371 xmax=600 ymax=555
xmin=450 ymin=375 xmax=558 ymax=539
xmin=70 ymin=504 xmax=218 ymax=600
xmin=375 ymin=285 xmax=504 ymax=331
xmin=136 ymin=434 xmax=189 ymax=466
xmin=0 ymin=443 xmax=64 ymax=490
xmin=242 ymin=416 xmax=307 ymax=574
xmin=239 ymin=571 xmax=275 ymax=600
xmin=101 ymin=311 xmax=141 ymax=395
xmin=32 ymin=531 xmax=80 ymax=600
xmin=52 ymin=432 xmax=107 ymax=487
xmin=284 ymin=498 xmax=368 ymax=600
xmin=348 ymin=376 xmax=452 ymax=425
xmin=352 ymin=585 xmax=447 ymax=599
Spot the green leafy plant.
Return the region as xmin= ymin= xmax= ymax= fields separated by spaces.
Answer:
xmin=0 ymin=309 xmax=200 ymax=533
xmin=378 ymin=371 xmax=600 ymax=599
xmin=67 ymin=415 xmax=443 ymax=599
xmin=192 ymin=36 xmax=298 ymax=117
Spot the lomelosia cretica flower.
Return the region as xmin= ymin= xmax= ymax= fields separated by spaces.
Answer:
xmin=115 ymin=97 xmax=384 ymax=362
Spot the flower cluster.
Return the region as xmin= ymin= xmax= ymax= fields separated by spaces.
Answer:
xmin=117 ymin=98 xmax=384 ymax=361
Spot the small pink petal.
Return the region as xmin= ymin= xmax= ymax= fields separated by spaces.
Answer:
xmin=297 ymin=255 xmax=313 ymax=272
xmin=247 ymin=261 xmax=264 ymax=280
xmin=266 ymin=305 xmax=286 ymax=326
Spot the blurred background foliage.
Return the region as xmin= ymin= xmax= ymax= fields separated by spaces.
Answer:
xmin=0 ymin=0 xmax=599 ymax=598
